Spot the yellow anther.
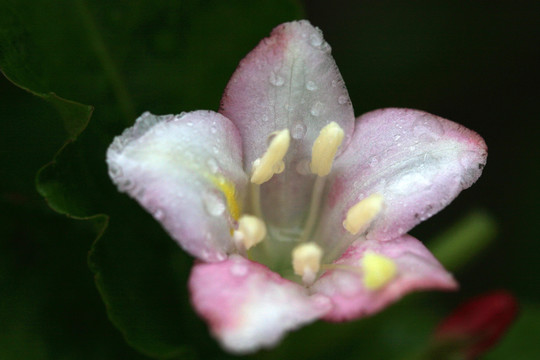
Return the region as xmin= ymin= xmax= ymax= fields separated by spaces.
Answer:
xmin=251 ymin=129 xmax=291 ymax=184
xmin=310 ymin=122 xmax=345 ymax=176
xmin=362 ymin=252 xmax=397 ymax=290
xmin=292 ymin=242 xmax=323 ymax=285
xmin=343 ymin=193 xmax=384 ymax=235
xmin=233 ymin=215 xmax=267 ymax=250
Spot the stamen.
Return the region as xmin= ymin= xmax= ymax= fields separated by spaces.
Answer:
xmin=233 ymin=215 xmax=267 ymax=251
xmin=310 ymin=122 xmax=344 ymax=177
xmin=362 ymin=252 xmax=397 ymax=290
xmin=343 ymin=193 xmax=384 ymax=235
xmin=251 ymin=129 xmax=290 ymax=184
xmin=292 ymin=242 xmax=323 ymax=285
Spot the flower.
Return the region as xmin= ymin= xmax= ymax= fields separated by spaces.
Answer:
xmin=106 ymin=20 xmax=487 ymax=353
xmin=432 ymin=291 xmax=518 ymax=359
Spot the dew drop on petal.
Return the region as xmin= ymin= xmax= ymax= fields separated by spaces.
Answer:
xmin=261 ymin=114 xmax=269 ymax=122
xmin=153 ymin=208 xmax=165 ymax=221
xmin=309 ymin=33 xmax=323 ymax=47
xmin=210 ymin=123 xmax=217 ymax=134
xmin=212 ymin=145 xmax=219 ymax=155
xmin=310 ymin=101 xmax=324 ymax=117
xmin=120 ymin=179 xmax=136 ymax=192
xmin=393 ymin=134 xmax=401 ymax=141
xmin=203 ymin=191 xmax=226 ymax=216
xmin=338 ymin=95 xmax=348 ymax=105
xmin=291 ymin=122 xmax=307 ymax=139
xmin=206 ymin=158 xmax=220 ymax=173
xmin=174 ymin=113 xmax=186 ymax=121
xmin=306 ymin=80 xmax=318 ymax=91
xmin=331 ymin=80 xmax=338 ymax=88
xmin=295 ymin=158 xmax=312 ymax=175
xmin=269 ymin=71 xmax=285 ymax=86
xmin=369 ymin=156 xmax=379 ymax=167
xmin=413 ymin=117 xmax=445 ymax=138
xmin=108 ymin=164 xmax=123 ymax=180
xmin=230 ymin=262 xmax=248 ymax=277
xmin=273 ymin=161 xmax=285 ymax=174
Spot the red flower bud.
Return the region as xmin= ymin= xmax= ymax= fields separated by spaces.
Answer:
xmin=434 ymin=290 xmax=518 ymax=359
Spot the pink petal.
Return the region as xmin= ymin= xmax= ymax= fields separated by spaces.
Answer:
xmin=189 ymin=256 xmax=331 ymax=353
xmin=315 ymin=108 xmax=487 ymax=258
xmin=107 ymin=111 xmax=247 ymax=262
xmin=313 ymin=235 xmax=457 ymax=322
xmin=220 ymin=20 xmax=355 ymax=232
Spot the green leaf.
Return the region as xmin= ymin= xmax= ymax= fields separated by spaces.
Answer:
xmin=2 ymin=0 xmax=303 ymax=358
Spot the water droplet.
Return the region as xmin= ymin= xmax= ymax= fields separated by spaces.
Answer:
xmin=210 ymin=123 xmax=217 ymax=134
xmin=291 ymin=122 xmax=307 ymax=139
xmin=369 ymin=156 xmax=379 ymax=167
xmin=273 ymin=161 xmax=285 ymax=174
xmin=393 ymin=134 xmax=401 ymax=141
xmin=203 ymin=191 xmax=226 ymax=217
xmin=261 ymin=114 xmax=269 ymax=122
xmin=108 ymin=164 xmax=123 ymax=179
xmin=331 ymin=80 xmax=338 ymax=88
xmin=206 ymin=158 xmax=220 ymax=173
xmin=338 ymin=95 xmax=348 ymax=105
xmin=309 ymin=33 xmax=322 ymax=47
xmin=413 ymin=117 xmax=445 ymax=138
xmin=409 ymin=145 xmax=416 ymax=151
xmin=119 ymin=179 xmax=136 ymax=192
xmin=230 ymin=262 xmax=248 ymax=276
xmin=295 ymin=158 xmax=312 ymax=175
xmin=319 ymin=41 xmax=331 ymax=53
xmin=212 ymin=145 xmax=219 ymax=155
xmin=186 ymin=121 xmax=193 ymax=126
xmin=174 ymin=113 xmax=186 ymax=121
xmin=153 ymin=208 xmax=165 ymax=220
xmin=306 ymin=80 xmax=318 ymax=91
xmin=269 ymin=71 xmax=284 ymax=86
xmin=310 ymin=101 xmax=324 ymax=116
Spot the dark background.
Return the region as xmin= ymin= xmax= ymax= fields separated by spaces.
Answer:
xmin=1 ymin=0 xmax=538 ymax=359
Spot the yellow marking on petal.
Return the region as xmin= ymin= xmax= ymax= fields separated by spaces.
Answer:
xmin=343 ymin=193 xmax=384 ymax=235
xmin=292 ymin=242 xmax=323 ymax=284
xmin=233 ymin=215 xmax=267 ymax=250
xmin=251 ymin=129 xmax=290 ymax=184
xmin=210 ymin=175 xmax=241 ymax=220
xmin=362 ymin=252 xmax=397 ymax=290
xmin=310 ymin=122 xmax=344 ymax=176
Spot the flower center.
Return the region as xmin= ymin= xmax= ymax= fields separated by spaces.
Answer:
xmin=236 ymin=122 xmax=383 ymax=286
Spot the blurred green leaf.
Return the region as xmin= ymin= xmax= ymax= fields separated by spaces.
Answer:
xmin=2 ymin=0 xmax=303 ymax=358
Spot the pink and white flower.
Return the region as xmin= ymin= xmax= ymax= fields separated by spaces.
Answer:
xmin=106 ymin=20 xmax=487 ymax=353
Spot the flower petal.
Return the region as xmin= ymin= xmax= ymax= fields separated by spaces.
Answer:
xmin=313 ymin=235 xmax=457 ymax=322
xmin=189 ymin=255 xmax=331 ymax=353
xmin=107 ymin=111 xmax=247 ymax=262
xmin=315 ymin=108 xmax=487 ymax=259
xmin=220 ymin=20 xmax=355 ymax=232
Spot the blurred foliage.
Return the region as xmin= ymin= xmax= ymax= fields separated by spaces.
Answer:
xmin=1 ymin=0 xmax=538 ymax=359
